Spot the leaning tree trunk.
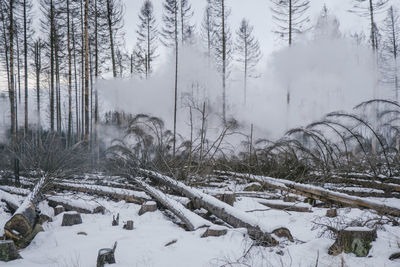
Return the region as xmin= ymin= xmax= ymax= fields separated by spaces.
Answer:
xmin=4 ymin=176 xmax=47 ymax=248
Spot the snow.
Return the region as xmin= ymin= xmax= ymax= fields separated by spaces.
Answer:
xmin=46 ymin=195 xmax=103 ymax=213
xmin=59 ymin=182 xmax=151 ymax=200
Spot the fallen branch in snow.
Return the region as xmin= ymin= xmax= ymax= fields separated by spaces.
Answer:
xmin=139 ymin=169 xmax=283 ymax=246
xmin=219 ymin=171 xmax=400 ymax=217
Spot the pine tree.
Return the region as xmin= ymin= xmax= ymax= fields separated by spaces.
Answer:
xmin=179 ymin=0 xmax=194 ymax=44
xmin=270 ymin=0 xmax=310 ymax=46
xmin=235 ymin=19 xmax=261 ymax=105
xmin=201 ymin=0 xmax=213 ymax=58
xmin=210 ymin=0 xmax=232 ymax=123
xmin=136 ymin=0 xmax=158 ymax=78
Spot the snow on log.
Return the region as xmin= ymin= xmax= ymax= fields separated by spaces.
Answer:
xmin=55 ymin=182 xmax=151 ymax=204
xmin=219 ymin=171 xmax=400 ymax=217
xmin=258 ymin=200 xmax=312 ymax=213
xmin=139 ymin=169 xmax=280 ymax=246
xmin=0 ymin=189 xmax=23 ymax=213
xmin=47 ymin=196 xmax=105 ymax=214
xmin=4 ymin=176 xmax=47 ymax=248
xmin=133 ymin=178 xmax=213 ymax=231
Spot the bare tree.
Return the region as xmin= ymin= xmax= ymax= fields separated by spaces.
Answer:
xmin=235 ymin=19 xmax=261 ymax=105
xmin=179 ymin=0 xmax=194 ymax=44
xmin=201 ymin=0 xmax=214 ymax=58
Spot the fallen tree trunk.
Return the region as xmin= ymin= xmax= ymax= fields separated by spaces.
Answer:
xmin=258 ymin=200 xmax=312 ymax=213
xmin=219 ymin=171 xmax=400 ymax=217
xmin=139 ymin=169 xmax=280 ymax=246
xmin=4 ymin=176 xmax=47 ymax=248
xmin=132 ymin=177 xmax=213 ymax=231
xmin=0 ymin=189 xmax=23 ymax=214
xmin=47 ymin=196 xmax=105 ymax=214
xmin=54 ymin=182 xmax=151 ymax=204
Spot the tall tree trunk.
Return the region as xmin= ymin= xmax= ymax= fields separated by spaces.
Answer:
xmin=222 ymin=0 xmax=226 ymax=124
xmin=173 ymin=0 xmax=178 ymax=157
xmin=94 ymin=0 xmax=100 ymax=167
xmin=72 ymin=18 xmax=79 ymax=141
xmin=9 ymin=0 xmax=19 ymax=184
xmin=23 ymin=0 xmax=28 ymax=135
xmin=106 ymin=0 xmax=117 ymax=78
xmin=84 ymin=0 xmax=90 ymax=142
xmin=67 ymin=0 xmax=72 ymax=145
xmin=34 ymin=42 xmax=41 ymax=139
xmin=50 ymin=0 xmax=55 ymax=132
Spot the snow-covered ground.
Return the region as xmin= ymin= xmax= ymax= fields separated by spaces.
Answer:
xmin=1 ymin=189 xmax=400 ymax=267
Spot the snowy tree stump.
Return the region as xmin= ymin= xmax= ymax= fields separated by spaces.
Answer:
xmin=272 ymin=227 xmax=294 ymax=242
xmin=201 ymin=227 xmax=227 ymax=238
xmin=0 ymin=240 xmax=21 ymax=262
xmin=54 ymin=205 xmax=65 ymax=216
xmin=138 ymin=201 xmax=157 ymax=216
xmin=112 ymin=214 xmax=119 ymax=226
xmin=96 ymin=241 xmax=117 ymax=267
xmin=328 ymin=227 xmax=377 ymax=257
xmin=61 ymin=212 xmax=82 ymax=226
xmin=326 ymin=209 xmax=337 ymax=218
xmin=123 ymin=220 xmax=133 ymax=230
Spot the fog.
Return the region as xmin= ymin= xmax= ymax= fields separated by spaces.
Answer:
xmin=98 ymin=15 xmax=382 ymax=145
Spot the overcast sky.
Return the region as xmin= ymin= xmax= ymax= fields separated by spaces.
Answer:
xmin=123 ymin=0 xmax=400 ymax=61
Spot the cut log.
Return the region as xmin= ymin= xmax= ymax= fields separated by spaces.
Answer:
xmin=123 ymin=220 xmax=134 ymax=230
xmin=138 ymin=201 xmax=157 ymax=216
xmin=0 ymin=240 xmax=21 ymax=262
xmin=97 ymin=241 xmax=117 ymax=267
xmin=201 ymin=227 xmax=228 ymax=238
xmin=220 ymin=171 xmax=400 ymax=217
xmin=133 ymin=177 xmax=213 ymax=231
xmin=389 ymin=252 xmax=400 ymax=261
xmin=139 ymin=169 xmax=280 ymax=246
xmin=54 ymin=205 xmax=65 ymax=216
xmin=61 ymin=212 xmax=82 ymax=226
xmin=55 ymin=182 xmax=150 ymax=204
xmin=259 ymin=200 xmax=312 ymax=213
xmin=4 ymin=176 xmax=47 ymax=248
xmin=47 ymin=196 xmax=105 ymax=214
xmin=328 ymin=227 xmax=377 ymax=257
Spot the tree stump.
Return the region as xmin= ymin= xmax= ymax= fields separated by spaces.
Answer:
xmin=138 ymin=201 xmax=157 ymax=216
xmin=272 ymin=227 xmax=294 ymax=242
xmin=326 ymin=209 xmax=338 ymax=218
xmin=54 ymin=205 xmax=65 ymax=216
xmin=112 ymin=214 xmax=119 ymax=226
xmin=96 ymin=241 xmax=117 ymax=267
xmin=61 ymin=212 xmax=82 ymax=226
xmin=0 ymin=240 xmax=21 ymax=262
xmin=328 ymin=227 xmax=377 ymax=257
xmin=201 ymin=227 xmax=227 ymax=238
xmin=123 ymin=220 xmax=134 ymax=230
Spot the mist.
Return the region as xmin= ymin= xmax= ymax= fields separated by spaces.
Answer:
xmin=98 ymin=20 xmax=380 ymax=146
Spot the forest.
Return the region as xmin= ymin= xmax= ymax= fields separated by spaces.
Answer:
xmin=0 ymin=0 xmax=400 ymax=266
